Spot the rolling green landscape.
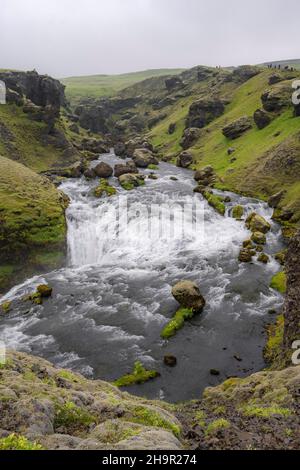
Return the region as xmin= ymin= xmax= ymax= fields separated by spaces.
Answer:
xmin=61 ymin=68 xmax=185 ymax=104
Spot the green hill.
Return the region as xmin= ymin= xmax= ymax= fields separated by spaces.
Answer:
xmin=61 ymin=68 xmax=185 ymax=104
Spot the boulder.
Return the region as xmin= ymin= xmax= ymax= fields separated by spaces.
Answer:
xmin=180 ymin=128 xmax=201 ymax=149
xmin=93 ymin=162 xmax=113 ymax=178
xmin=171 ymin=280 xmax=206 ymax=313
xmin=168 ymin=123 xmax=176 ymax=135
xmin=84 ymin=168 xmax=96 ymax=179
xmin=125 ymin=138 xmax=153 ymax=158
xmin=114 ymin=161 xmax=137 ymax=178
xmin=228 ymin=65 xmax=260 ymax=83
xmin=253 ymin=109 xmax=272 ymax=129
xmin=268 ymin=190 xmax=286 ymax=208
xmin=165 ymin=76 xmax=184 ymax=91
xmin=246 ymin=213 xmax=271 ymax=234
xmin=261 ymin=85 xmax=291 ymax=112
xmin=258 ymin=253 xmax=270 ymax=264
xmin=118 ymin=173 xmax=145 ymax=191
xmin=194 ymin=166 xmax=215 ymax=186
xmin=176 ymin=151 xmax=193 ymax=168
xmin=222 ymin=116 xmax=252 ymax=139
xmin=80 ymin=138 xmax=110 ymax=154
xmin=251 ymin=231 xmax=267 ymax=245
xmin=227 ymin=147 xmax=236 ymax=155
xmin=37 ymin=284 xmax=52 ymax=298
xmin=238 ymin=249 xmax=254 ymax=263
xmin=114 ymin=142 xmax=126 ymax=157
xmin=186 ymin=98 xmax=225 ymax=129
xmin=132 ymin=148 xmax=158 ymax=168
xmin=164 ymin=356 xmax=177 ymax=367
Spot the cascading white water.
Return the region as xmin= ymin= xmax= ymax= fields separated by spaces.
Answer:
xmin=0 ymin=154 xmax=285 ymax=402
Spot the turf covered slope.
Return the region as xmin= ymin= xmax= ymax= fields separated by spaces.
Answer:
xmin=0 ymin=156 xmax=68 ymax=292
xmin=62 ymin=69 xmax=185 ymax=105
xmin=148 ymin=69 xmax=300 ymax=223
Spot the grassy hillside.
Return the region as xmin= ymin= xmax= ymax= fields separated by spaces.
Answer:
xmin=61 ymin=68 xmax=185 ymax=104
xmin=148 ymin=69 xmax=300 ymax=222
xmin=0 ymin=156 xmax=68 ymax=292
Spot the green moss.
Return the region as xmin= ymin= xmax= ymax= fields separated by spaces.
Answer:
xmin=121 ymin=182 xmax=135 ymax=191
xmin=161 ymin=307 xmax=194 ymax=339
xmin=129 ymin=405 xmax=181 ymax=437
xmin=275 ymin=250 xmax=287 ymax=266
xmin=241 ymin=405 xmax=292 ymax=418
xmin=205 ymin=419 xmax=230 ymax=435
xmin=203 ymin=192 xmax=226 ymax=216
xmin=94 ymin=179 xmax=117 ymax=197
xmin=54 ymin=401 xmax=97 ymax=431
xmin=1 ymin=300 xmax=11 ymax=313
xmin=264 ymin=315 xmax=284 ymax=365
xmin=232 ymin=205 xmax=244 ymax=219
xmin=57 ymin=370 xmax=81 ymax=383
xmin=194 ymin=410 xmax=206 ymax=427
xmin=114 ymin=361 xmax=159 ymax=387
xmin=270 ymin=272 xmax=287 ymax=294
xmin=148 ymin=164 xmax=159 ymax=170
xmin=0 ymin=434 xmax=44 ymax=450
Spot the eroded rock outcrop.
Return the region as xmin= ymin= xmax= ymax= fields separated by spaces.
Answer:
xmin=222 ymin=117 xmax=252 ymax=139
xmin=186 ymin=97 xmax=225 ymax=129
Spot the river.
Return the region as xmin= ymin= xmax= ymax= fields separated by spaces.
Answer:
xmin=0 ymin=151 xmax=284 ymax=402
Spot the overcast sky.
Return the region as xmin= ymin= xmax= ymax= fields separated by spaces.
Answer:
xmin=1 ymin=0 xmax=299 ymax=77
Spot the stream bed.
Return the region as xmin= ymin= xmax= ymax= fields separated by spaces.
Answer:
xmin=0 ymin=151 xmax=285 ymax=402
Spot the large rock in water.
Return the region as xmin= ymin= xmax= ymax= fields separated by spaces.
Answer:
xmin=114 ymin=161 xmax=137 ymax=178
xmin=93 ymin=162 xmax=113 ymax=178
xmin=172 ymin=281 xmax=206 ymax=313
xmin=253 ymin=109 xmax=272 ymax=129
xmin=194 ymin=166 xmax=215 ymax=186
xmin=186 ymin=97 xmax=225 ymax=129
xmin=246 ymin=213 xmax=271 ymax=234
xmin=176 ymin=151 xmax=193 ymax=168
xmin=132 ymin=148 xmax=158 ymax=168
xmin=222 ymin=116 xmax=252 ymax=139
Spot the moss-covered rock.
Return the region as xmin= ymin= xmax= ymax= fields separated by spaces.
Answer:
xmin=94 ymin=179 xmax=117 ymax=197
xmin=118 ymin=174 xmax=145 ymax=191
xmin=113 ymin=362 xmax=159 ymax=387
xmin=232 ymin=205 xmax=244 ymax=219
xmin=161 ymin=307 xmax=195 ymax=339
xmin=258 ymin=253 xmax=270 ymax=264
xmin=251 ymin=231 xmax=267 ymax=245
xmin=246 ymin=213 xmax=271 ymax=234
xmin=203 ymin=192 xmax=226 ymax=216
xmin=270 ymin=272 xmax=287 ymax=294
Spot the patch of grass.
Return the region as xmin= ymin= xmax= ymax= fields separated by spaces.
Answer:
xmin=147 ymin=164 xmax=159 ymax=170
xmin=129 ymin=405 xmax=181 ymax=437
xmin=161 ymin=307 xmax=194 ymax=339
xmin=54 ymin=401 xmax=97 ymax=431
xmin=94 ymin=179 xmax=117 ymax=197
xmin=114 ymin=361 xmax=159 ymax=387
xmin=270 ymin=272 xmax=287 ymax=294
xmin=241 ymin=405 xmax=292 ymax=418
xmin=265 ymin=315 xmax=284 ymax=365
xmin=0 ymin=434 xmax=44 ymax=450
xmin=205 ymin=419 xmax=230 ymax=435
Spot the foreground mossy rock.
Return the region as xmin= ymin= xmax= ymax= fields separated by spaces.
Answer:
xmin=258 ymin=253 xmax=270 ymax=264
xmin=114 ymin=362 xmax=159 ymax=387
xmin=232 ymin=205 xmax=244 ymax=219
xmin=171 ymin=280 xmax=206 ymax=313
xmin=132 ymin=148 xmax=158 ymax=168
xmin=161 ymin=308 xmax=195 ymax=339
xmin=275 ymin=250 xmax=287 ymax=266
xmin=0 ymin=351 xmax=181 ymax=450
xmin=118 ymin=174 xmax=145 ymax=191
xmin=261 ymin=84 xmax=291 ymax=113
xmin=176 ymin=151 xmax=193 ymax=168
xmin=246 ymin=212 xmax=271 ymax=234
xmin=238 ymin=248 xmax=254 ymax=263
xmin=94 ymin=179 xmax=117 ymax=198
xmin=222 ymin=116 xmax=252 ymax=139
xmin=93 ymin=162 xmax=113 ymax=178
xmin=26 ymin=284 xmax=53 ymax=305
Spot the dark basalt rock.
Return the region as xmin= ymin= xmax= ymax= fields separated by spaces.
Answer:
xmin=261 ymin=85 xmax=291 ymax=113
xmin=225 ymin=65 xmax=260 ymax=83
xmin=114 ymin=161 xmax=137 ymax=178
xmin=222 ymin=116 xmax=252 ymax=139
xmin=268 ymin=190 xmax=286 ymax=208
xmin=186 ymin=97 xmax=225 ymax=129
xmin=180 ymin=128 xmax=201 ymax=149
xmin=165 ymin=76 xmax=184 ymax=91
xmin=168 ymin=123 xmax=176 ymax=135
xmin=176 ymin=151 xmax=193 ymax=168
xmin=164 ymin=356 xmax=177 ymax=367
xmin=194 ymin=166 xmax=215 ymax=186
xmin=94 ymin=162 xmax=113 ymax=178
xmin=114 ymin=142 xmax=126 ymax=157
xmin=75 ymin=105 xmax=108 ymax=134
xmin=253 ymin=109 xmax=272 ymax=129
xmin=269 ymin=74 xmax=283 ymax=85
